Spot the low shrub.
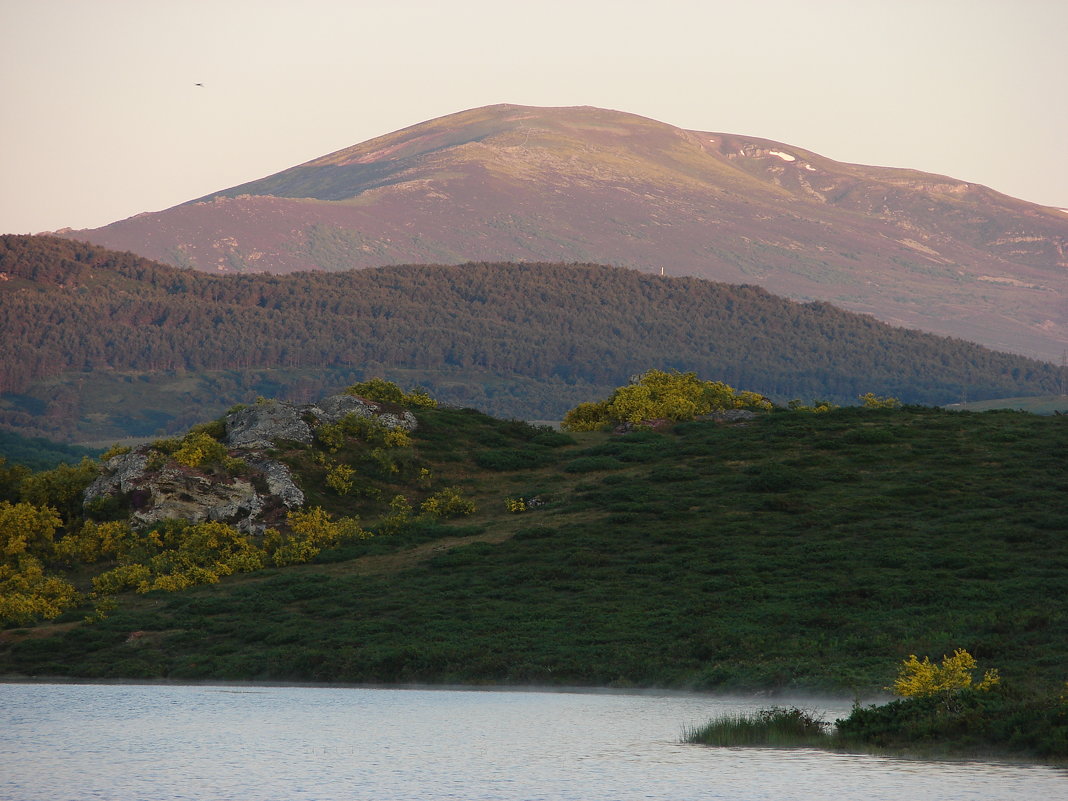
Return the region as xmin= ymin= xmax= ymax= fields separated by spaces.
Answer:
xmin=564 ymin=456 xmax=622 ymax=473
xmin=420 ymin=487 xmax=476 ymax=519
xmin=474 ymin=448 xmax=551 ymax=471
xmin=835 ymin=687 xmax=1068 ymax=760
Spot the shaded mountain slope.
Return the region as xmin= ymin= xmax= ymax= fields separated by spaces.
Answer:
xmin=59 ymin=104 xmax=1068 ymax=360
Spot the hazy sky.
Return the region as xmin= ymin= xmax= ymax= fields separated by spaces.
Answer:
xmin=3 ymin=0 xmax=1066 ymax=234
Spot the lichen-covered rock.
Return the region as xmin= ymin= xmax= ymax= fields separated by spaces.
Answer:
xmin=225 ymin=401 xmax=314 ymax=449
xmin=312 ymin=393 xmax=417 ymax=431
xmin=376 ymin=407 xmax=418 ymax=431
xmin=246 ymin=458 xmax=304 ymax=508
xmin=83 ymin=390 xmax=418 ymax=532
xmin=127 ymin=465 xmax=264 ymax=530
xmin=224 ymin=394 xmax=417 ymax=451
xmin=83 ymin=447 xmax=299 ymax=533
xmin=311 ymin=394 xmax=377 ymax=426
xmin=83 ymin=450 xmax=150 ymax=500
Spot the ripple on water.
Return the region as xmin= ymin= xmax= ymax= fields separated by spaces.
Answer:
xmin=1 ymin=684 xmax=1064 ymax=801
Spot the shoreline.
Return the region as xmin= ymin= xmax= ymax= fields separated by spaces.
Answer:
xmin=0 ymin=674 xmax=869 ymax=703
xmin=5 ymin=678 xmax=1060 ymax=767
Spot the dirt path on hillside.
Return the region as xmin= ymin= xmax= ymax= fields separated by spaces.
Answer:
xmin=301 ymin=527 xmax=520 ymax=577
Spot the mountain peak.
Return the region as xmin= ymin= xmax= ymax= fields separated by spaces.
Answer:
xmin=61 ymin=104 xmax=1068 ymax=361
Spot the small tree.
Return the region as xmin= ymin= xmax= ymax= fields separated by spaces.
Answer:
xmin=172 ymin=431 xmax=227 ymax=468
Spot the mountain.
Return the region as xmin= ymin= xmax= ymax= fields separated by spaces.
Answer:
xmin=0 ymin=235 xmax=1060 ymax=443
xmin=57 ymin=104 xmax=1068 ymax=361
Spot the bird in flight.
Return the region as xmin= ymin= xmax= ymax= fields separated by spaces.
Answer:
xmin=195 ymin=82 xmax=204 ymax=87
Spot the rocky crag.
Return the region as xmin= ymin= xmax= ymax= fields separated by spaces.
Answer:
xmin=83 ymin=393 xmax=416 ymax=532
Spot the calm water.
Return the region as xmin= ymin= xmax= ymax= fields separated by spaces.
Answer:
xmin=1 ymin=683 xmax=1063 ymax=800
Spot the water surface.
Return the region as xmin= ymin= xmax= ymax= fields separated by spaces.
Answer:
xmin=1 ymin=683 xmax=1062 ymax=800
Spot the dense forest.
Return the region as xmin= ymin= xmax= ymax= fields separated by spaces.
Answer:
xmin=0 ymin=235 xmax=1060 ymax=439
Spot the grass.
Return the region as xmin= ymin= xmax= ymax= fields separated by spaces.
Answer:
xmin=684 ymin=707 xmax=830 ymax=747
xmin=2 ymin=405 xmax=1067 ymax=699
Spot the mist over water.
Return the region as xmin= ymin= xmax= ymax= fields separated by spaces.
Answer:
xmin=2 ymin=683 xmax=1063 ymax=800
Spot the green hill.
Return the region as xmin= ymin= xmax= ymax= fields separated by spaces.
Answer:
xmin=2 ymin=395 xmax=1065 ymax=696
xmin=1 ymin=235 xmax=1061 ymax=442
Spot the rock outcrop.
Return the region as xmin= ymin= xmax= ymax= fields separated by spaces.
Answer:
xmin=223 ymin=394 xmax=416 ymax=450
xmin=84 ymin=450 xmax=300 ymax=533
xmin=224 ymin=401 xmax=315 ymax=449
xmin=84 ymin=392 xmax=415 ymax=531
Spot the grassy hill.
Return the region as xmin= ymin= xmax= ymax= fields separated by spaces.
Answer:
xmin=3 ymin=401 xmax=1065 ymax=694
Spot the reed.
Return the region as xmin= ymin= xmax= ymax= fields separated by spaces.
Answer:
xmin=684 ymin=707 xmax=831 ymax=747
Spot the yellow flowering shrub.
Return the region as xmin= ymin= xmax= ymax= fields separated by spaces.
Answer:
xmin=859 ymin=392 xmax=902 ymax=409
xmin=890 ymin=649 xmax=1001 ymax=697
xmin=345 ymin=378 xmax=437 ymax=409
xmin=562 ymin=370 xmax=771 ymax=431
xmin=326 ymin=463 xmax=356 ymax=495
xmin=92 ymin=563 xmax=153 ymax=595
xmin=172 ymin=431 xmax=227 ymax=468
xmin=268 ymin=507 xmax=370 ymax=566
xmin=420 ymin=487 xmax=476 ymax=519
xmin=56 ymin=520 xmax=136 ymax=564
xmin=0 ymin=555 xmax=81 ymax=624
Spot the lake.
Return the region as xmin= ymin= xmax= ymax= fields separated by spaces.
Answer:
xmin=1 ymin=683 xmax=1063 ymax=800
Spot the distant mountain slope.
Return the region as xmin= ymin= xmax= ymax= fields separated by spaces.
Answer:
xmin=58 ymin=104 xmax=1068 ymax=360
xmin=0 ymin=235 xmax=1060 ymax=441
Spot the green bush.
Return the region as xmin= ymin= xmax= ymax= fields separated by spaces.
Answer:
xmin=530 ymin=430 xmax=576 ymax=447
xmin=474 ymin=448 xmax=551 ymax=471
xmin=835 ymin=687 xmax=1068 ymax=760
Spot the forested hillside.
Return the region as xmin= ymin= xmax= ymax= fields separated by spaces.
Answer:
xmin=0 ymin=235 xmax=1060 ymax=440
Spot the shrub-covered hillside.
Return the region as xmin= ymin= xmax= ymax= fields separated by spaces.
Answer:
xmin=1 ymin=380 xmax=1065 ymax=698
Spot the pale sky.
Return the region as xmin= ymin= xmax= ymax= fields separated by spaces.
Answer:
xmin=2 ymin=0 xmax=1066 ymax=234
